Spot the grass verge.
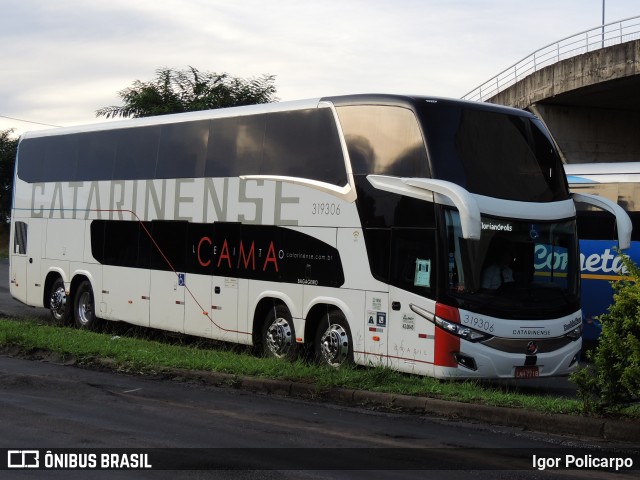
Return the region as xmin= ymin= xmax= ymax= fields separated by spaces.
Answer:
xmin=1 ymin=316 xmax=638 ymax=420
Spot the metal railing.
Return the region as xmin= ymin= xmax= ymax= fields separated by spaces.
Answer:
xmin=461 ymin=15 xmax=640 ymax=102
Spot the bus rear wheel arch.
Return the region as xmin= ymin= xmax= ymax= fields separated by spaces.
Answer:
xmin=314 ymin=309 xmax=353 ymax=368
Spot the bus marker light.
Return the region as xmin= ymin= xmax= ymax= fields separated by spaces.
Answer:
xmin=372 ymin=336 xmax=380 ymax=342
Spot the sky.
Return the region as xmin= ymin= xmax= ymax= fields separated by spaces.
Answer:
xmin=1 ymin=0 xmax=639 ymax=137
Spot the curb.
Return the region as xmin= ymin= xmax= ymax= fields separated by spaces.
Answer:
xmin=152 ymin=365 xmax=640 ymax=444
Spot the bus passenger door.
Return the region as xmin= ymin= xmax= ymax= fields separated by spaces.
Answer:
xmin=387 ymin=228 xmax=437 ymax=374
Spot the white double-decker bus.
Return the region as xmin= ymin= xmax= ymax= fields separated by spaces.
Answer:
xmin=9 ymin=95 xmax=631 ymax=379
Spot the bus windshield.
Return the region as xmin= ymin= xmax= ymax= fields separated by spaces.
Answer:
xmin=445 ymin=209 xmax=579 ymax=319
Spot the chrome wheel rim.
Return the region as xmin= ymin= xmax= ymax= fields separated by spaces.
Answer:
xmin=319 ymin=324 xmax=350 ymax=367
xmin=50 ymin=286 xmax=67 ymax=320
xmin=77 ymin=291 xmax=94 ymax=326
xmin=265 ymin=317 xmax=293 ymax=358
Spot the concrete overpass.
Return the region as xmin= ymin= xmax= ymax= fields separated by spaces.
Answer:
xmin=463 ymin=16 xmax=640 ymax=164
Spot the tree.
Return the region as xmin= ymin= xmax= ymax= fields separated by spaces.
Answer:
xmin=0 ymin=129 xmax=18 ymax=225
xmin=96 ymin=67 xmax=278 ymax=119
xmin=571 ymin=252 xmax=640 ymax=413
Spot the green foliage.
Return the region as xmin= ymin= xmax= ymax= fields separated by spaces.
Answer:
xmin=571 ymin=252 xmax=640 ymax=412
xmin=96 ymin=66 xmax=278 ymax=119
xmin=0 ymin=129 xmax=18 ymax=224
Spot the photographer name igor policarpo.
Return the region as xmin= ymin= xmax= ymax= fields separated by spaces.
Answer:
xmin=533 ymin=454 xmax=634 ymax=471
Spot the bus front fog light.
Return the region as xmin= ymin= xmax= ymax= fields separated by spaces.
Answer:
xmin=569 ymin=354 xmax=579 ymax=367
xmin=454 ymin=353 xmax=477 ymax=371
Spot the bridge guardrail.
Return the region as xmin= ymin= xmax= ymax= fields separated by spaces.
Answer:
xmin=462 ymin=15 xmax=640 ymax=102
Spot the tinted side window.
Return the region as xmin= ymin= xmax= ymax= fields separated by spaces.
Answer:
xmin=336 ymin=105 xmax=429 ymax=177
xmin=76 ymin=131 xmax=117 ymax=181
xmin=354 ymin=177 xmax=436 ymax=229
xmin=206 ymin=116 xmax=265 ymax=178
xmin=106 ymin=221 xmax=138 ymax=267
xmin=362 ymin=228 xmax=390 ymax=282
xmin=157 ymin=121 xmax=209 ymax=179
xmin=263 ymin=109 xmax=347 ymax=185
xmin=17 ymin=137 xmax=46 ymax=182
xmin=21 ymin=131 xmax=120 ymax=183
xmin=149 ymin=221 xmax=188 ymax=272
xmin=391 ymin=228 xmax=437 ymax=298
xmin=13 ymin=221 xmax=28 ymax=255
xmin=113 ymin=126 xmax=160 ymax=180
xmin=17 ymin=108 xmax=347 ymax=184
xmin=45 ymin=135 xmax=79 ymax=182
xmin=91 ymin=220 xmax=153 ymax=268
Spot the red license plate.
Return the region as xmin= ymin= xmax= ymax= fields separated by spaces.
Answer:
xmin=515 ymin=366 xmax=539 ymax=379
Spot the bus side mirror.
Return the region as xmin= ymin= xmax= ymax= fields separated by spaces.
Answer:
xmin=572 ymin=192 xmax=632 ymax=250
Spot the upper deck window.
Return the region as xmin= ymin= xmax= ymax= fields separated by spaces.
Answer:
xmin=336 ymin=105 xmax=430 ymax=177
xmin=17 ymin=107 xmax=347 ymax=187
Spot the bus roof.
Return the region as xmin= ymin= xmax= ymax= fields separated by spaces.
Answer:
xmin=20 ymin=94 xmax=533 ymax=141
xmin=20 ymin=98 xmax=323 ymax=140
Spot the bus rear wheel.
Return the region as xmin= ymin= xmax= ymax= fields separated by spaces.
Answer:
xmin=49 ymin=277 xmax=71 ymax=325
xmin=73 ymin=280 xmax=100 ymax=330
xmin=314 ymin=311 xmax=353 ymax=368
xmin=262 ymin=304 xmax=297 ymax=360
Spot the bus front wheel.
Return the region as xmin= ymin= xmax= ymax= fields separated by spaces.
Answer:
xmin=314 ymin=310 xmax=353 ymax=368
xmin=73 ymin=280 xmax=99 ymax=330
xmin=262 ymin=304 xmax=297 ymax=360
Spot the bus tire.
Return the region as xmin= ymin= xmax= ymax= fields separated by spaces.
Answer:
xmin=73 ymin=280 xmax=100 ymax=330
xmin=314 ymin=310 xmax=353 ymax=368
xmin=261 ymin=304 xmax=297 ymax=360
xmin=49 ymin=277 xmax=72 ymax=325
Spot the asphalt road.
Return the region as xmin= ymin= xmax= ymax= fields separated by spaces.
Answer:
xmin=0 ymin=355 xmax=636 ymax=480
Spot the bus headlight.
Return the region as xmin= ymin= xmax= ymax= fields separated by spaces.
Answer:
xmin=434 ymin=316 xmax=492 ymax=343
xmin=565 ymin=324 xmax=582 ymax=341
